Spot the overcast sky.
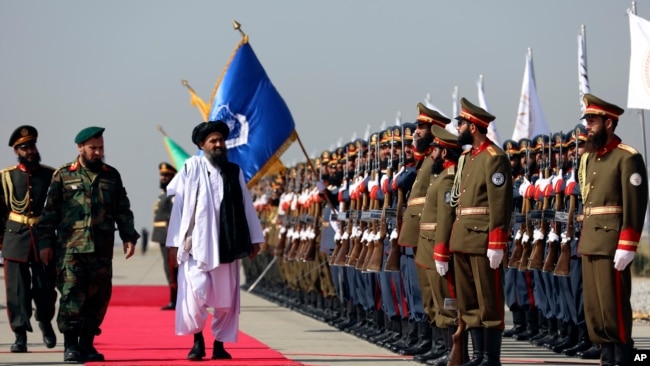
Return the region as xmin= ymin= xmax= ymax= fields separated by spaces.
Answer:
xmin=1 ymin=0 xmax=648 ymax=236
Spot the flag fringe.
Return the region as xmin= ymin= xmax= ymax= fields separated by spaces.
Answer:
xmin=246 ymin=130 xmax=297 ymax=188
xmin=209 ymin=35 xmax=249 ymax=109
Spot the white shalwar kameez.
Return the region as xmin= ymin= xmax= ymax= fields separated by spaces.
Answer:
xmin=166 ymin=156 xmax=264 ymax=342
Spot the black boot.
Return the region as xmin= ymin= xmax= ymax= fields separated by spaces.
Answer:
xmin=399 ymin=321 xmax=433 ymax=355
xmin=551 ymin=321 xmax=577 ymax=353
xmin=211 ymin=340 xmax=232 ymax=359
xmin=38 ymin=321 xmax=57 ymax=348
xmin=426 ymin=325 xmax=454 ymax=365
xmin=503 ymin=309 xmax=526 ymax=337
xmin=10 ymin=329 xmax=27 ymax=353
xmin=577 ymin=343 xmax=600 ymax=359
xmin=463 ymin=328 xmax=485 ymax=366
xmin=63 ymin=331 xmax=80 ymax=363
xmin=478 ymin=328 xmax=502 ymax=366
xmin=79 ymin=333 xmax=105 ymax=362
xmin=513 ymin=307 xmax=539 ymax=341
xmin=161 ymin=287 xmax=177 ymax=310
xmin=562 ymin=323 xmax=592 ymax=357
xmin=414 ymin=325 xmax=446 ymax=362
xmin=390 ymin=319 xmax=418 ymax=352
xmin=600 ymin=343 xmax=615 ymax=366
xmin=187 ymin=332 xmax=206 ymax=360
xmin=615 ymin=342 xmax=633 ymax=365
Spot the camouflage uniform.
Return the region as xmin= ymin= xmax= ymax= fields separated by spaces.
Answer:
xmin=36 ymin=158 xmax=140 ymax=335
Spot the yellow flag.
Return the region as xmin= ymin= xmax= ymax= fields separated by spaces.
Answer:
xmin=182 ymin=80 xmax=210 ymax=121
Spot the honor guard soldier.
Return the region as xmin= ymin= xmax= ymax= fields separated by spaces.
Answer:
xmin=449 ymin=98 xmax=513 ymax=365
xmin=152 ymin=162 xmax=178 ymax=310
xmin=578 ymin=94 xmax=648 ymax=365
xmin=416 ymin=125 xmax=465 ymax=365
xmin=398 ymin=103 xmax=451 ymax=363
xmin=0 ymin=125 xmax=57 ymax=352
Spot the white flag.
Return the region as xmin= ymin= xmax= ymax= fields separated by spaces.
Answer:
xmin=477 ymin=75 xmax=501 ymax=145
xmin=578 ymin=25 xmax=591 ymax=113
xmin=511 ymin=48 xmax=550 ymax=142
xmin=448 ymin=86 xmax=459 ymax=135
xmin=627 ymin=10 xmax=650 ymax=109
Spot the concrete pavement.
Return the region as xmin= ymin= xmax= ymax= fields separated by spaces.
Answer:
xmin=1 ymin=246 xmax=649 ymax=365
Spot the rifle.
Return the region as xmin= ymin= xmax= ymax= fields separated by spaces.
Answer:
xmin=543 ymin=133 xmax=564 ymax=272
xmin=333 ymin=146 xmax=354 ymax=266
xmin=346 ymin=146 xmax=365 ymax=267
xmin=528 ymin=136 xmax=552 ymax=270
xmin=554 ymin=130 xmax=579 ymax=276
xmin=360 ymin=141 xmax=381 ymax=271
xmin=286 ymin=168 xmax=303 ymax=261
xmin=448 ymin=310 xmax=466 ymax=365
xmin=514 ymin=142 xmax=533 ymax=270
xmin=384 ymin=128 xmax=405 ymax=272
xmin=368 ymin=133 xmax=395 ymax=272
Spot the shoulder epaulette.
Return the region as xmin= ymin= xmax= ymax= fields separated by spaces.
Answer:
xmin=617 ymin=143 xmax=639 ymax=155
xmin=486 ymin=146 xmax=497 ymax=156
xmin=447 ymin=166 xmax=456 ymax=175
xmin=461 ymin=148 xmax=471 ymax=155
xmin=0 ymin=166 xmax=18 ymax=174
xmin=56 ymin=161 xmax=75 ymax=174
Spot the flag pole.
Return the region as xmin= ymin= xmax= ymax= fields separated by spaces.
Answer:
xmin=632 ymin=2 xmax=649 ymax=169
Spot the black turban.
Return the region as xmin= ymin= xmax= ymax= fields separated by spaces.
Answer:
xmin=191 ymin=121 xmax=230 ymax=147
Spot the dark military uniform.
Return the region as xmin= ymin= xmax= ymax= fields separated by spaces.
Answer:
xmin=0 ymin=125 xmax=57 ymax=352
xmin=152 ymin=162 xmax=178 ymax=310
xmin=35 ymin=126 xmax=140 ymax=362
xmin=577 ymin=94 xmax=648 ymax=363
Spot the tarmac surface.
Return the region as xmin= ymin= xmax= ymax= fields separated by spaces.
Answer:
xmin=1 ymin=246 xmax=649 ymax=365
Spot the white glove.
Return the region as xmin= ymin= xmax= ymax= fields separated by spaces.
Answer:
xmin=613 ymin=249 xmax=635 ymax=271
xmin=316 ymin=180 xmax=326 ymax=193
xmin=435 ymin=260 xmax=448 ymax=277
xmin=518 ymin=178 xmax=531 ymax=197
xmin=487 ymin=249 xmax=504 ymax=269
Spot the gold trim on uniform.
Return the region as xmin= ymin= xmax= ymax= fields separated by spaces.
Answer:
xmin=8 ymin=212 xmax=39 ymax=226
xmin=583 ymin=206 xmax=622 ymax=216
xmin=153 ymin=221 xmax=168 ymax=228
xmin=455 ymin=207 xmax=489 ymax=216
xmin=408 ymin=197 xmax=426 ymax=206
xmin=419 ymin=223 xmax=437 ymax=231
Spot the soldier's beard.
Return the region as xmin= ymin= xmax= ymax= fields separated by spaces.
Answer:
xmin=207 ymin=148 xmax=228 ymax=167
xmin=81 ymin=156 xmax=104 ymax=172
xmin=17 ymin=152 xmax=41 ymax=169
xmin=585 ymin=128 xmax=607 ymax=152
xmin=415 ymin=134 xmax=433 ymax=153
xmin=431 ymin=156 xmax=444 ymax=175
xmin=458 ymin=129 xmax=473 ymax=146
xmin=160 ymin=181 xmax=169 ymax=190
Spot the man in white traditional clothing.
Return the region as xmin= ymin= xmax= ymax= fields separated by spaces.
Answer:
xmin=166 ymin=121 xmax=263 ymax=361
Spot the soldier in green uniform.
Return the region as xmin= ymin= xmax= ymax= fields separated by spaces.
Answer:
xmin=152 ymin=162 xmax=178 ymax=310
xmin=35 ymin=126 xmax=140 ymax=363
xmin=450 ymin=98 xmax=513 ymax=365
xmin=417 ymin=125 xmax=465 ymax=365
xmin=577 ymin=94 xmax=648 ymax=365
xmin=0 ymin=125 xmax=57 ymax=352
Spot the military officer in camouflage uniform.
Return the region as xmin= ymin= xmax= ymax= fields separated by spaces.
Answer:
xmin=577 ymin=94 xmax=648 ymax=365
xmin=0 ymin=125 xmax=57 ymax=352
xmin=36 ymin=126 xmax=140 ymax=363
xmin=450 ymin=98 xmax=513 ymax=365
xmin=152 ymin=162 xmax=178 ymax=310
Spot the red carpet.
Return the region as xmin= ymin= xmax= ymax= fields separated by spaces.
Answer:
xmin=87 ymin=286 xmax=302 ymax=365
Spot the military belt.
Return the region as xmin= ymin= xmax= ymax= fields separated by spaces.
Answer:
xmin=419 ymin=223 xmax=437 ymax=231
xmin=455 ymin=207 xmax=489 ymax=216
xmin=153 ymin=221 xmax=167 ymax=228
xmin=9 ymin=212 xmax=39 ymax=226
xmin=583 ymin=206 xmax=622 ymax=216
xmin=407 ymin=197 xmax=426 ymax=206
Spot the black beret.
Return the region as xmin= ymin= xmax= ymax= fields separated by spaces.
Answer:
xmin=159 ymin=162 xmax=177 ymax=174
xmin=75 ymin=126 xmax=105 ymax=144
xmin=191 ymin=121 xmax=230 ymax=147
xmin=9 ymin=125 xmax=38 ymax=147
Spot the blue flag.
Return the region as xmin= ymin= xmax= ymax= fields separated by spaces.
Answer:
xmin=209 ymin=38 xmax=296 ymax=186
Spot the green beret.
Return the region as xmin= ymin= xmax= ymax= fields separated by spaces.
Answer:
xmin=75 ymin=126 xmax=105 ymax=144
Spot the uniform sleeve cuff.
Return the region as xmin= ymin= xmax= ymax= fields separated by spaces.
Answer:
xmin=433 ymin=243 xmax=450 ymax=262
